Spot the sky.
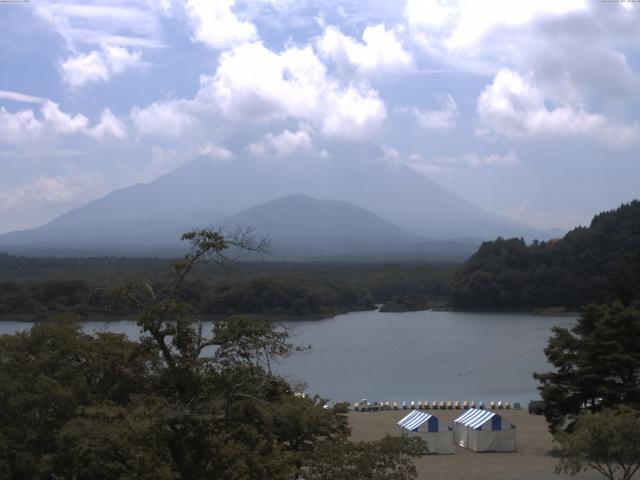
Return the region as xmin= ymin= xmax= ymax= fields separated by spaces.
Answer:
xmin=0 ymin=0 xmax=639 ymax=234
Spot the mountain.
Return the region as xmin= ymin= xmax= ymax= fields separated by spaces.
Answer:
xmin=0 ymin=141 xmax=552 ymax=257
xmin=212 ymin=194 xmax=479 ymax=260
xmin=216 ymin=194 xmax=412 ymax=241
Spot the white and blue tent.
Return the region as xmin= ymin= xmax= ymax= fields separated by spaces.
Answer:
xmin=453 ymin=408 xmax=516 ymax=452
xmin=397 ymin=410 xmax=454 ymax=454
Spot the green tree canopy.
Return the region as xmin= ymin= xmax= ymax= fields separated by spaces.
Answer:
xmin=555 ymin=408 xmax=640 ymax=480
xmin=534 ymin=302 xmax=640 ymax=433
xmin=0 ymin=229 xmax=425 ymax=479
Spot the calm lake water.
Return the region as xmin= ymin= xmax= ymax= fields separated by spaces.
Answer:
xmin=0 ymin=310 xmax=575 ymax=405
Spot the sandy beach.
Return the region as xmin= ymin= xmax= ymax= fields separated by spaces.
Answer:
xmin=348 ymin=409 xmax=601 ymax=480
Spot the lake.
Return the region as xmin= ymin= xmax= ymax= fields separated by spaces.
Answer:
xmin=0 ymin=309 xmax=575 ymax=405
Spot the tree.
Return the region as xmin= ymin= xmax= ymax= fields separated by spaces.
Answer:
xmin=555 ymin=408 xmax=640 ymax=480
xmin=534 ymin=302 xmax=640 ymax=433
xmin=306 ymin=436 xmax=426 ymax=480
xmin=0 ymin=228 xmax=425 ymax=479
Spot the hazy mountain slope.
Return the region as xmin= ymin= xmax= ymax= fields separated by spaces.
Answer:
xmin=0 ymin=141 xmax=551 ymax=256
xmin=216 ymin=194 xmax=413 ymax=241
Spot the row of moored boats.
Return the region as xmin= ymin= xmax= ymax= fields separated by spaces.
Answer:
xmin=354 ymin=400 xmax=520 ymax=412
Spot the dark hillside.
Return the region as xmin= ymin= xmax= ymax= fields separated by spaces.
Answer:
xmin=450 ymin=200 xmax=640 ymax=309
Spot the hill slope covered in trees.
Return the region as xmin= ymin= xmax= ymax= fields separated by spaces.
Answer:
xmin=450 ymin=200 xmax=640 ymax=310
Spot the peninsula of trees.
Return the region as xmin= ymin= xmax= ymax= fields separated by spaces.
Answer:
xmin=450 ymin=200 xmax=640 ymax=310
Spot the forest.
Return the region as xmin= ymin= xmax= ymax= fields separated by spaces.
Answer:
xmin=450 ymin=201 xmax=640 ymax=310
xmin=0 ymin=255 xmax=456 ymax=320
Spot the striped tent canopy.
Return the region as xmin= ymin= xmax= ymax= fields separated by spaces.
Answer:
xmin=397 ymin=410 xmax=439 ymax=432
xmin=454 ymin=408 xmax=501 ymax=430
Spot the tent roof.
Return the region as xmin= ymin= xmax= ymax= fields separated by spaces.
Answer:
xmin=454 ymin=409 xmax=497 ymax=429
xmin=397 ymin=410 xmax=435 ymax=431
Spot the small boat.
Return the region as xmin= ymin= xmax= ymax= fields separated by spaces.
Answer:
xmin=463 ymin=401 xmax=469 ymax=409
xmin=411 ymin=401 xmax=416 ymax=410
xmin=393 ymin=401 xmax=398 ymax=410
xmin=490 ymin=401 xmax=496 ymax=409
xmin=454 ymin=401 xmax=461 ymax=409
xmin=402 ymin=401 xmax=408 ymax=410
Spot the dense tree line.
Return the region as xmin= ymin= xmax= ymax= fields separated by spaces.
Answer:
xmin=0 ymin=258 xmax=456 ymax=319
xmin=450 ymin=200 xmax=640 ymax=309
xmin=0 ymin=277 xmax=375 ymax=320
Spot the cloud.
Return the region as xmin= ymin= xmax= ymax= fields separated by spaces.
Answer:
xmin=134 ymin=146 xmax=196 ymax=183
xmin=209 ymin=41 xmax=386 ymax=138
xmin=247 ymin=129 xmax=313 ymax=158
xmin=461 ymin=150 xmax=520 ymax=167
xmin=60 ymin=51 xmax=110 ymax=88
xmin=477 ymin=68 xmax=640 ymax=147
xmin=87 ymin=109 xmax=127 ymax=140
xmin=0 ymin=168 xmax=108 ymax=234
xmin=317 ymin=24 xmax=412 ymax=78
xmin=404 ymin=0 xmax=589 ymax=54
xmin=131 ymin=100 xmax=196 ymax=137
xmin=0 ymin=90 xmax=46 ymax=104
xmin=186 ymin=0 xmax=258 ymax=49
xmin=404 ymin=1 xmax=640 ymax=107
xmin=198 ymin=143 xmax=234 ymax=161
xmin=404 ymin=148 xmax=520 ymax=177
xmin=0 ymin=101 xmax=126 ymax=144
xmin=60 ymin=45 xmax=142 ymax=88
xmin=407 ymin=94 xmax=458 ymax=129
xmin=0 ymin=108 xmax=44 ymax=144
xmin=35 ymin=2 xmax=164 ymax=50
xmin=41 ymin=100 xmax=90 ymax=134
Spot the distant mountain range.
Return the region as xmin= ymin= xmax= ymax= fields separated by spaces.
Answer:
xmin=0 ymin=142 xmax=561 ymax=259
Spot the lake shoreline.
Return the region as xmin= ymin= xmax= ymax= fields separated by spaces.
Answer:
xmin=0 ymin=306 xmax=579 ymax=323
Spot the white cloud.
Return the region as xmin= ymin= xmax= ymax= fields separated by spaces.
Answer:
xmin=461 ymin=150 xmax=520 ymax=167
xmin=103 ymin=45 xmax=142 ymax=74
xmin=0 ymin=169 xmax=108 ymax=234
xmin=404 ymin=0 xmax=589 ymax=53
xmin=35 ymin=2 xmax=164 ymax=50
xmin=247 ymin=129 xmax=313 ymax=158
xmin=210 ymin=41 xmax=386 ymax=138
xmin=131 ymin=100 xmax=196 ymax=137
xmin=477 ymin=68 xmax=640 ymax=147
xmin=60 ymin=45 xmax=142 ymax=88
xmin=60 ymin=51 xmax=110 ymax=88
xmin=408 ymin=94 xmax=458 ymax=129
xmin=400 ymin=148 xmax=519 ymax=177
xmin=317 ymin=24 xmax=412 ymax=78
xmin=199 ymin=143 xmax=234 ymax=161
xmin=87 ymin=109 xmax=127 ymax=140
xmin=0 ymin=101 xmax=126 ymax=144
xmin=135 ymin=146 xmax=195 ymax=183
xmin=186 ymin=0 xmax=258 ymax=49
xmin=0 ymin=108 xmax=43 ymax=144
xmin=0 ymin=90 xmax=45 ymax=104
xmin=41 ymin=100 xmax=89 ymax=134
